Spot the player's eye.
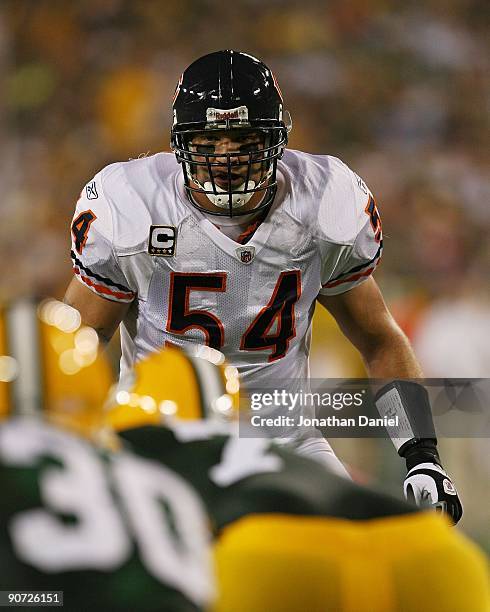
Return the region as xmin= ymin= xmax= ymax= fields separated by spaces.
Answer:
xmin=194 ymin=144 xmax=216 ymax=155
xmin=238 ymin=143 xmax=260 ymax=153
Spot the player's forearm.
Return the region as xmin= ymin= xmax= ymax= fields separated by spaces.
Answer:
xmin=63 ymin=296 xmax=114 ymax=344
xmin=318 ymin=279 xmax=423 ymax=379
xmin=360 ymin=327 xmax=423 ymax=379
xmin=63 ymin=277 xmax=128 ymax=345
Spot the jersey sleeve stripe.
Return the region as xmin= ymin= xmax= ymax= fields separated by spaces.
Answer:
xmin=73 ymin=268 xmax=135 ymax=301
xmin=322 ymin=264 xmax=378 ymax=289
xmin=326 ymin=242 xmax=383 ymax=284
xmin=70 ymin=250 xmax=134 ymax=294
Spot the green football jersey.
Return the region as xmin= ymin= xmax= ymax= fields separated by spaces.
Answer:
xmin=0 ymin=418 xmax=416 ymax=611
xmin=0 ymin=418 xmax=213 ymax=612
xmin=118 ymin=420 xmax=417 ymax=532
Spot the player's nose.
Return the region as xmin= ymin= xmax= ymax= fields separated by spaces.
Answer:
xmin=214 ymin=148 xmax=243 ymax=169
xmin=214 ymin=140 xmax=239 ymax=155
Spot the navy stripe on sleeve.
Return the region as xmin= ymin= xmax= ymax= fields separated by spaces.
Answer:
xmin=70 ymin=250 xmax=133 ymax=294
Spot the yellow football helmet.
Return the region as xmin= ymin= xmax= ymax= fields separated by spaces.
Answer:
xmin=105 ymin=344 xmax=240 ymax=431
xmin=0 ymin=298 xmax=114 ymax=437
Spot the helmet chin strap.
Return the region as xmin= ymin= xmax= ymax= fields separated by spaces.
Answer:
xmin=185 ymin=161 xmax=274 ymax=211
xmin=202 ymin=180 xmax=256 ymax=208
xmin=200 ymin=166 xmax=273 ymax=210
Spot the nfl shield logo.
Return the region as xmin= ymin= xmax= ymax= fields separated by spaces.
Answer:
xmin=236 ymin=246 xmax=255 ymax=264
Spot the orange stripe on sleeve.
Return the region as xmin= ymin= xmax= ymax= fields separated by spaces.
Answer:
xmin=322 ymin=266 xmax=376 ymax=289
xmin=73 ymin=268 xmax=135 ymax=301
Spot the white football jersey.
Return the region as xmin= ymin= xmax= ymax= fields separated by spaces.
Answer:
xmin=70 ymin=150 xmax=382 ymax=393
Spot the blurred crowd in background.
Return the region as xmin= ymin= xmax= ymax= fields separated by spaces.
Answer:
xmin=0 ymin=1 xmax=488 ymax=546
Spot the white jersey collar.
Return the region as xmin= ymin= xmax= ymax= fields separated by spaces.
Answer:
xmin=172 ymin=169 xmax=288 ymax=259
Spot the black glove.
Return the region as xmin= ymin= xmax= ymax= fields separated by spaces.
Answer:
xmin=402 ymin=440 xmax=463 ymax=525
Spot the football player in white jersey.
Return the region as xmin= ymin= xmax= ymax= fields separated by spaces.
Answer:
xmin=64 ymin=50 xmax=462 ymax=522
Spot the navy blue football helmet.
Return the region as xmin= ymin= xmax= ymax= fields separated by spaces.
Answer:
xmin=171 ymin=50 xmax=291 ymax=217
